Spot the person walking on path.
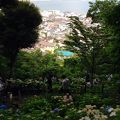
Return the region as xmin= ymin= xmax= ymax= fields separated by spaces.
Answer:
xmin=60 ymin=76 xmax=70 ymax=93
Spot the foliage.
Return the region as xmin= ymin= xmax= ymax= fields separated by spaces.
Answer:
xmin=70 ymin=78 xmax=85 ymax=94
xmin=64 ymin=16 xmax=107 ymax=85
xmin=0 ymin=95 xmax=120 ymax=120
xmin=111 ymin=111 xmax=120 ymax=120
xmin=0 ymin=55 xmax=9 ymax=79
xmin=7 ymin=78 xmax=47 ymax=93
xmin=87 ymin=0 xmax=120 ymax=91
xmin=0 ymin=1 xmax=120 ymax=119
xmin=87 ymin=0 xmax=118 ymax=23
xmin=73 ymin=93 xmax=102 ymax=108
xmin=22 ymin=97 xmax=51 ymax=113
xmin=0 ymin=0 xmax=42 ymax=78
xmin=15 ymin=50 xmax=61 ymax=80
xmin=64 ymin=57 xmax=84 ymax=78
xmin=15 ymin=50 xmax=43 ymax=80
xmin=0 ymin=0 xmax=18 ymax=8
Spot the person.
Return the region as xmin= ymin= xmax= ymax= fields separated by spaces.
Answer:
xmin=0 ymin=78 xmax=4 ymax=92
xmin=63 ymin=93 xmax=73 ymax=103
xmin=8 ymin=92 xmax=13 ymax=104
xmin=61 ymin=76 xmax=70 ymax=93
xmin=85 ymin=72 xmax=90 ymax=83
xmin=84 ymin=72 xmax=91 ymax=92
xmin=46 ymin=71 xmax=53 ymax=92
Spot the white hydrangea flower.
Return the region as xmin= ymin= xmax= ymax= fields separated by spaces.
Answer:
xmin=108 ymin=107 xmax=113 ymax=113
xmin=84 ymin=116 xmax=91 ymax=120
xmin=109 ymin=112 xmax=116 ymax=117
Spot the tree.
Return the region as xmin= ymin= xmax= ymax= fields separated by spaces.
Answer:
xmin=0 ymin=55 xmax=9 ymax=82
xmin=87 ymin=0 xmax=120 ymax=86
xmin=15 ymin=50 xmax=43 ymax=80
xmin=87 ymin=0 xmax=120 ymax=94
xmin=64 ymin=57 xmax=84 ymax=78
xmin=0 ymin=1 xmax=42 ymax=79
xmin=87 ymin=0 xmax=117 ymax=23
xmin=15 ymin=50 xmax=61 ymax=92
xmin=0 ymin=0 xmax=18 ymax=8
xmin=104 ymin=3 xmax=120 ymax=77
xmin=41 ymin=53 xmax=60 ymax=92
xmin=64 ymin=16 xmax=107 ymax=86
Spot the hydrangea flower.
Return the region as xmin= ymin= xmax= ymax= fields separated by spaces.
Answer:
xmin=51 ymin=108 xmax=60 ymax=113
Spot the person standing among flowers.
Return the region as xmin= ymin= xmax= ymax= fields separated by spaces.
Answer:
xmin=60 ymin=75 xmax=70 ymax=93
xmin=63 ymin=93 xmax=73 ymax=104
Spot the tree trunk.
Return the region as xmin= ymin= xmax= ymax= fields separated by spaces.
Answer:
xmin=91 ymin=47 xmax=96 ymax=87
xmin=18 ymin=89 xmax=22 ymax=102
xmin=9 ymin=49 xmax=18 ymax=79
xmin=47 ymin=78 xmax=52 ymax=92
xmin=84 ymin=83 xmax=87 ymax=93
xmin=101 ymin=83 xmax=104 ymax=94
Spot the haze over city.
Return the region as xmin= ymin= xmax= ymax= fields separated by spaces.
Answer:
xmin=30 ymin=0 xmax=95 ymax=13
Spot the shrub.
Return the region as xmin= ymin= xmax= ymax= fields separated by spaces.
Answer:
xmin=74 ymin=93 xmax=102 ymax=108
xmin=22 ymin=96 xmax=51 ymax=113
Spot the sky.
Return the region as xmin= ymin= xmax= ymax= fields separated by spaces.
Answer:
xmin=29 ymin=0 xmax=95 ymax=14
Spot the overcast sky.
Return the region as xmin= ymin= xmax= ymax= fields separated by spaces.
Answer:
xmin=29 ymin=0 xmax=95 ymax=14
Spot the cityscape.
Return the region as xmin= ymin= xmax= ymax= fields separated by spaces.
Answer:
xmin=32 ymin=10 xmax=92 ymax=53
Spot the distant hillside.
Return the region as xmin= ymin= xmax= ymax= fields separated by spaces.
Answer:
xmin=28 ymin=10 xmax=91 ymax=53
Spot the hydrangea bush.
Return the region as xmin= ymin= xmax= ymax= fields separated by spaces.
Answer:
xmin=0 ymin=95 xmax=120 ymax=120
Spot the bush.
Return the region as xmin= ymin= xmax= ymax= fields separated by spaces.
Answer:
xmin=22 ymin=96 xmax=51 ymax=113
xmin=102 ymin=98 xmax=114 ymax=106
xmin=74 ymin=93 xmax=102 ymax=108
xmin=112 ymin=111 xmax=120 ymax=120
xmin=65 ymin=108 xmax=86 ymax=120
xmin=0 ymin=95 xmax=120 ymax=120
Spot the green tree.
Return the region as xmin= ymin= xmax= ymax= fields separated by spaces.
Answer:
xmin=87 ymin=0 xmax=120 ymax=95
xmin=15 ymin=50 xmax=61 ymax=92
xmin=41 ymin=53 xmax=60 ymax=92
xmin=0 ymin=0 xmax=18 ymax=8
xmin=87 ymin=0 xmax=117 ymax=23
xmin=104 ymin=3 xmax=120 ymax=78
xmin=0 ymin=0 xmax=42 ymax=79
xmin=87 ymin=0 xmax=120 ymax=91
xmin=64 ymin=57 xmax=84 ymax=78
xmin=15 ymin=50 xmax=43 ymax=80
xmin=0 ymin=55 xmax=9 ymax=81
xmin=64 ymin=16 xmax=107 ymax=86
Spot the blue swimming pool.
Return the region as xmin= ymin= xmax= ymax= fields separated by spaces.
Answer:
xmin=57 ymin=50 xmax=74 ymax=57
